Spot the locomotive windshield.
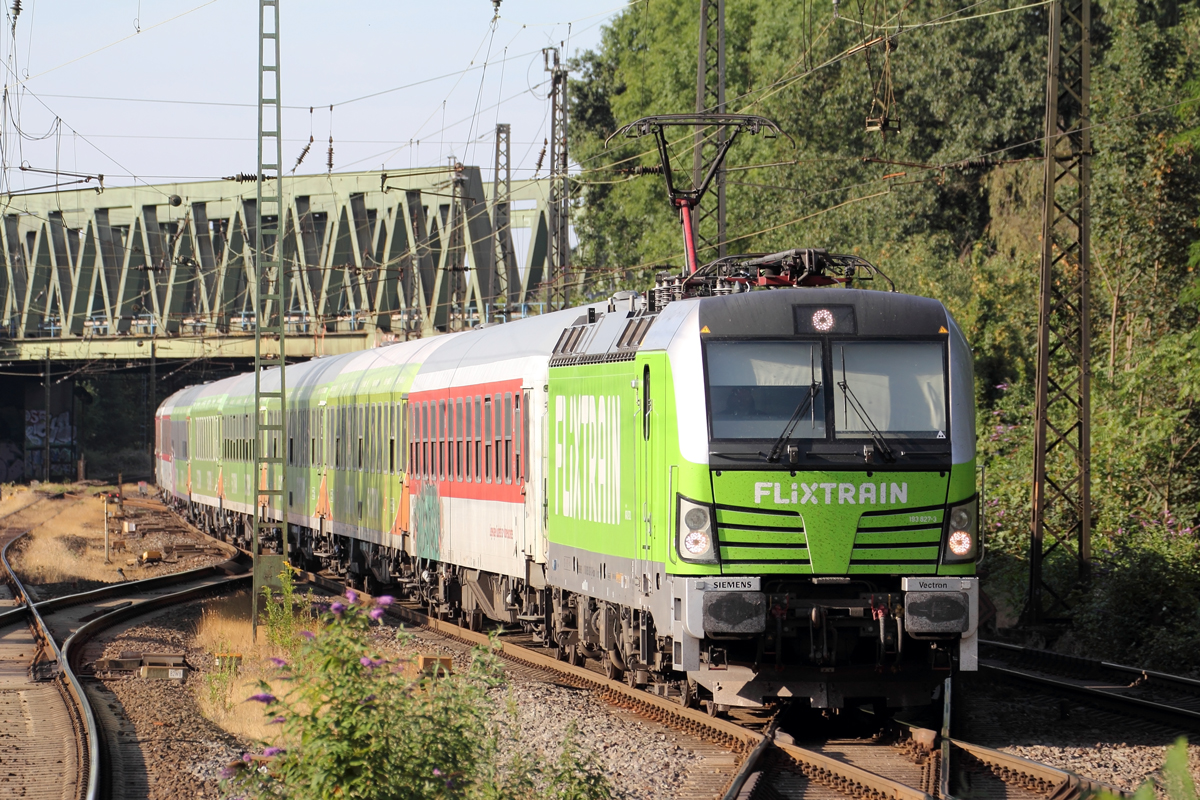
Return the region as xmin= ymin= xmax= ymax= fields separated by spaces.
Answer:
xmin=705 ymin=339 xmax=948 ymax=442
xmin=706 ymin=341 xmax=826 ymax=440
xmin=832 ymin=341 xmax=947 ymax=438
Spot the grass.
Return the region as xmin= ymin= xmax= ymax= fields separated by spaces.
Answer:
xmin=193 ymin=589 xmax=315 ymax=743
xmin=9 ymin=490 xmax=127 ymax=586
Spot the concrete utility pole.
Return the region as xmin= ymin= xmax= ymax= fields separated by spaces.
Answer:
xmin=692 ymin=0 xmax=727 ymax=261
xmin=251 ymin=0 xmax=289 ymax=642
xmin=1029 ymin=0 xmax=1092 ymax=623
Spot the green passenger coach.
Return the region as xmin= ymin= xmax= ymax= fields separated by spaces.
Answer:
xmin=157 ymin=282 xmax=978 ymax=714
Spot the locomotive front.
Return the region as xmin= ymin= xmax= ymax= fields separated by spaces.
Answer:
xmin=666 ymin=288 xmax=978 ymax=711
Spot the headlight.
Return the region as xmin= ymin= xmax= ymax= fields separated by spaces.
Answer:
xmin=677 ymin=495 xmax=718 ymax=563
xmin=943 ymin=498 xmax=978 ymax=562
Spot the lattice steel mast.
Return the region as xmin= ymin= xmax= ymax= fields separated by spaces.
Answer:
xmin=251 ymin=0 xmax=288 ymax=642
xmin=692 ymin=0 xmax=727 ymax=261
xmin=492 ymin=123 xmax=518 ymax=312
xmin=544 ymin=47 xmax=570 ymax=310
xmin=1029 ymin=0 xmax=1092 ymax=623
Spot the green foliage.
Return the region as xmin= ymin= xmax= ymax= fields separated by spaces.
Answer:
xmin=1096 ymin=737 xmax=1196 ymax=800
xmin=1072 ymin=520 xmax=1200 ymax=672
xmin=204 ymin=648 xmax=241 ymax=714
xmin=569 ymin=0 xmax=1200 ymax=657
xmin=261 ymin=567 xmax=310 ymax=652
xmin=222 ymin=594 xmax=614 ymax=800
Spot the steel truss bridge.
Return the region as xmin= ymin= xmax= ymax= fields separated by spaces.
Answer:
xmin=0 ymin=167 xmax=557 ymax=362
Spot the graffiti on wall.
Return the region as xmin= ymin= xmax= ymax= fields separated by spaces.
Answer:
xmin=25 ymin=410 xmax=74 ymax=447
xmin=24 ymin=410 xmax=76 ymax=478
xmin=0 ymin=442 xmax=24 ymax=482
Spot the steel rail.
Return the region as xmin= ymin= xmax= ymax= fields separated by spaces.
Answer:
xmin=0 ymin=556 xmax=242 ymax=628
xmin=2 ymin=526 xmax=100 ymax=800
xmin=982 ymin=639 xmax=1200 ymax=695
xmin=980 ymin=640 xmax=1200 ymax=733
xmin=0 ymin=496 xmax=248 ymax=800
xmin=891 ymin=716 xmax=1129 ymax=800
xmin=982 ymin=663 xmax=1200 ymax=732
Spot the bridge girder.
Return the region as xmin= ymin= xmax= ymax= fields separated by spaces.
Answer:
xmin=0 ymin=168 xmax=557 ymax=360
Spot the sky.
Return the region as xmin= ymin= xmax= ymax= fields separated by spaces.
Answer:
xmin=0 ymin=0 xmax=626 ymax=193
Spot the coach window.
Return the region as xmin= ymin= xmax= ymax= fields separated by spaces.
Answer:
xmin=376 ymin=403 xmax=383 ymax=473
xmin=504 ymin=392 xmax=513 ymax=484
xmin=403 ymin=401 xmax=410 ymax=472
xmin=429 ymin=400 xmax=439 ymax=482
xmin=427 ymin=401 xmax=434 ymax=479
xmin=463 ymin=397 xmax=473 ymax=481
xmin=443 ymin=399 xmax=451 ymax=480
xmin=494 ymin=395 xmax=503 ymax=483
xmin=447 ymin=398 xmax=455 ymax=480
xmin=473 ymin=396 xmax=482 ymax=481
xmin=418 ymin=402 xmax=426 ymax=478
xmin=366 ymin=404 xmax=374 ymax=472
xmin=454 ymin=397 xmax=462 ymax=481
xmin=402 ymin=401 xmax=409 ymax=472
xmin=410 ymin=404 xmax=418 ymax=477
xmin=388 ymin=404 xmax=396 ymax=474
xmin=483 ymin=395 xmax=493 ymax=482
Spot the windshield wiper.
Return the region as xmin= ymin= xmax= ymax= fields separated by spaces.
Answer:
xmin=837 ymin=347 xmax=896 ymax=463
xmin=762 ymin=382 xmax=821 ymax=463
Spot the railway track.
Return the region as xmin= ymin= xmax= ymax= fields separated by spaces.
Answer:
xmin=293 ymin=567 xmax=1125 ymax=800
xmin=0 ymin=492 xmax=250 ymax=800
xmin=980 ymin=639 xmax=1200 ymax=734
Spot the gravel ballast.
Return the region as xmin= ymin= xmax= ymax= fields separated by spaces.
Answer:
xmin=85 ymin=597 xmax=716 ymax=799
xmin=960 ymin=672 xmax=1200 ymax=791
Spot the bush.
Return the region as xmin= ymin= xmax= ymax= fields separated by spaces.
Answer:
xmin=222 ymin=592 xmax=615 ymax=800
xmin=1070 ymin=519 xmax=1200 ymax=673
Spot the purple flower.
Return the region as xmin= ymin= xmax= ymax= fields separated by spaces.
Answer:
xmin=360 ymin=656 xmax=374 ymax=667
xmin=219 ymin=766 xmax=238 ymax=779
xmin=377 ymin=595 xmax=395 ymax=607
xmin=248 ymin=693 xmax=276 ymax=704
xmin=299 ymin=630 xmax=315 ymax=640
xmin=268 ymin=716 xmax=286 ymax=724
xmin=262 ymin=747 xmax=283 ymax=757
xmin=330 ymin=602 xmax=346 ymax=615
xmin=369 ymin=607 xmax=385 ymax=621
xmin=269 ymin=657 xmax=288 ymax=668
xmin=346 ymin=589 xmax=358 ymax=604
xmin=433 ymin=768 xmax=443 ymax=777
xmin=242 ymin=752 xmax=254 ymax=763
